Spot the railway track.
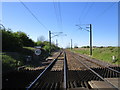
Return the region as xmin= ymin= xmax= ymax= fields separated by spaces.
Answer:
xmin=66 ymin=50 xmax=120 ymax=89
xmin=26 ymin=50 xmax=120 ymax=90
xmin=2 ymin=69 xmax=44 ymax=89
xmin=3 ymin=50 xmax=119 ymax=89
xmin=26 ymin=51 xmax=66 ymax=90
xmin=2 ymin=51 xmax=63 ymax=89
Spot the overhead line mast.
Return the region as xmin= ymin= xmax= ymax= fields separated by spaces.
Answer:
xmin=76 ymin=24 xmax=92 ymax=56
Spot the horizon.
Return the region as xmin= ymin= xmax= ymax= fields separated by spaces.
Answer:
xmin=1 ymin=1 xmax=118 ymax=48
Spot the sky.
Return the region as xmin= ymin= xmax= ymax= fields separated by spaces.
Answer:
xmin=1 ymin=1 xmax=118 ymax=48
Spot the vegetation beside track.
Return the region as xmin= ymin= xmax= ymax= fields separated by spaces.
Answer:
xmin=1 ymin=29 xmax=60 ymax=73
xmin=2 ymin=46 xmax=59 ymax=73
xmin=1 ymin=53 xmax=23 ymax=73
xmin=70 ymin=46 xmax=119 ymax=65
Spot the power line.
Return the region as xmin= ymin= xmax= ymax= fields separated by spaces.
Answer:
xmin=19 ymin=0 xmax=49 ymax=31
xmin=98 ymin=2 xmax=116 ymax=17
xmin=79 ymin=2 xmax=94 ymax=24
xmin=53 ymin=0 xmax=64 ymax=48
xmin=57 ymin=0 xmax=64 ymax=48
xmin=53 ymin=0 xmax=63 ymax=31
xmin=79 ymin=2 xmax=89 ymax=24
xmin=91 ymin=2 xmax=117 ymax=23
xmin=58 ymin=1 xmax=63 ymax=31
xmin=53 ymin=1 xmax=59 ymax=29
xmin=82 ymin=2 xmax=94 ymax=23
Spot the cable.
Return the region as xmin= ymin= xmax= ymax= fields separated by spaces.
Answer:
xmin=58 ymin=1 xmax=63 ymax=31
xmin=57 ymin=1 xmax=64 ymax=48
xmin=53 ymin=1 xmax=59 ymax=29
xmin=53 ymin=0 xmax=62 ymax=31
xmin=82 ymin=2 xmax=94 ymax=23
xmin=79 ymin=2 xmax=89 ymax=24
xmin=19 ymin=0 xmax=49 ymax=31
xmin=98 ymin=2 xmax=116 ymax=17
xmin=53 ymin=0 xmax=64 ymax=47
xmin=91 ymin=2 xmax=117 ymax=23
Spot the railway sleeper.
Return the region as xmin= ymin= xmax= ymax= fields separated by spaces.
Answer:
xmin=92 ymin=67 xmax=120 ymax=78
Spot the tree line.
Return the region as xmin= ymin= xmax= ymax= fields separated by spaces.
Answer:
xmin=2 ymin=29 xmax=34 ymax=52
xmin=1 ymin=29 xmax=60 ymax=52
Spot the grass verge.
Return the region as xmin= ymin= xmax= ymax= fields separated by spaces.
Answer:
xmin=71 ymin=47 xmax=119 ymax=65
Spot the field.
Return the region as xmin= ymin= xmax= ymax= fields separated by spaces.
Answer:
xmin=71 ymin=47 xmax=119 ymax=65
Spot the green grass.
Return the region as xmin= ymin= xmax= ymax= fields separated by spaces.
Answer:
xmin=23 ymin=47 xmax=35 ymax=51
xmin=2 ymin=47 xmax=35 ymax=73
xmin=1 ymin=53 xmax=23 ymax=73
xmin=71 ymin=47 xmax=119 ymax=65
xmin=2 ymin=46 xmax=50 ymax=73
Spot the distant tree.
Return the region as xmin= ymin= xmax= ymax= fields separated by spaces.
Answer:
xmin=39 ymin=41 xmax=60 ymax=52
xmin=81 ymin=46 xmax=90 ymax=48
xmin=16 ymin=31 xmax=34 ymax=47
xmin=2 ymin=29 xmax=22 ymax=51
xmin=2 ymin=29 xmax=35 ymax=52
xmin=74 ymin=46 xmax=78 ymax=48
xmin=43 ymin=41 xmax=49 ymax=46
xmin=37 ymin=36 xmax=45 ymax=42
xmin=43 ymin=45 xmax=50 ymax=52
xmin=93 ymin=46 xmax=97 ymax=48
xmin=99 ymin=46 xmax=104 ymax=48
xmin=36 ymin=41 xmax=45 ymax=47
xmin=86 ymin=46 xmax=90 ymax=48
xmin=74 ymin=43 xmax=78 ymax=48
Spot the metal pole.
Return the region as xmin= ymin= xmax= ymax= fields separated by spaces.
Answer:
xmin=63 ymin=52 xmax=67 ymax=89
xmin=90 ymin=24 xmax=92 ymax=56
xmin=71 ymin=39 xmax=72 ymax=50
xmin=49 ymin=31 xmax=51 ymax=54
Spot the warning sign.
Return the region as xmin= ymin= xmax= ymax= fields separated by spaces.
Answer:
xmin=35 ymin=49 xmax=41 ymax=55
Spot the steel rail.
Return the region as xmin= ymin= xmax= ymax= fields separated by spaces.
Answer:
xmin=74 ymin=52 xmax=120 ymax=74
xmin=26 ymin=51 xmax=63 ymax=90
xmin=107 ymin=67 xmax=120 ymax=74
xmin=72 ymin=55 xmax=119 ymax=90
xmin=63 ymin=51 xmax=67 ymax=89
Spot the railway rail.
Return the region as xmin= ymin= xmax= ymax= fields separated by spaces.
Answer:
xmin=66 ymin=50 xmax=120 ymax=89
xmin=3 ymin=50 xmax=119 ymax=90
xmin=26 ymin=50 xmax=120 ymax=90
xmin=26 ymin=50 xmax=66 ymax=90
xmin=2 ymin=51 xmax=63 ymax=89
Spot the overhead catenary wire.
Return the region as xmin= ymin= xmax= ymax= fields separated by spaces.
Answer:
xmin=53 ymin=0 xmax=63 ymax=31
xmin=53 ymin=0 xmax=63 ymax=47
xmin=90 ymin=2 xmax=117 ymax=23
xmin=97 ymin=2 xmax=116 ymax=18
xmin=79 ymin=2 xmax=89 ymax=24
xmin=58 ymin=2 xmax=63 ymax=31
xmin=78 ymin=2 xmax=116 ymax=24
xmin=77 ymin=2 xmax=116 ymax=34
xmin=57 ymin=1 xmax=64 ymax=48
xmin=78 ymin=2 xmax=94 ymax=24
xmin=81 ymin=2 xmax=94 ymax=23
xmin=18 ymin=0 xmax=49 ymax=31
xmin=53 ymin=0 xmax=59 ymax=28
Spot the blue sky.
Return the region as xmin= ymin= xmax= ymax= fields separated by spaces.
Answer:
xmin=2 ymin=2 xmax=118 ymax=48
